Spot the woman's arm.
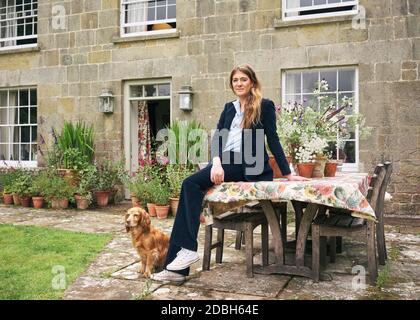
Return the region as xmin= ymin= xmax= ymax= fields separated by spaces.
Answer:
xmin=210 ymin=103 xmax=228 ymax=164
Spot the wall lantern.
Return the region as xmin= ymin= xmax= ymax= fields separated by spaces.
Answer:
xmin=99 ymin=89 xmax=114 ymax=113
xmin=179 ymin=86 xmax=194 ymax=111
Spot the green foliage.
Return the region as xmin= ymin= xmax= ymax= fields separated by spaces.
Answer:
xmin=75 ymin=164 xmax=97 ymax=203
xmin=42 ymin=171 xmax=76 ymax=201
xmin=152 ymin=184 xmax=170 ymax=206
xmin=165 ymin=164 xmax=194 ymax=198
xmin=0 ymin=224 xmax=111 ymax=299
xmin=10 ymin=170 xmax=33 ymax=197
xmin=0 ymin=169 xmax=24 ymax=194
xmin=62 ymin=148 xmax=90 ymax=171
xmin=164 ymin=120 xmax=205 ymax=167
xmin=29 ymin=170 xmax=52 ymax=197
xmin=57 ymin=121 xmax=95 ymax=168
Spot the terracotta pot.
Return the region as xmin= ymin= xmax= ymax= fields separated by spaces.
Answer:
xmin=20 ymin=196 xmax=31 ymax=207
xmin=324 ymin=162 xmax=339 ymax=177
xmin=296 ymin=163 xmax=315 ymax=178
xmin=3 ymin=193 xmax=13 ymax=205
xmin=32 ymin=196 xmax=44 ymax=209
xmin=155 ymin=205 xmax=170 ymax=219
xmin=169 ymin=197 xmax=179 ymax=216
xmin=147 ymin=203 xmax=156 ymax=217
xmin=268 ymin=155 xmax=291 ymax=178
xmin=51 ymin=198 xmax=69 ymax=209
xmin=12 ymin=193 xmax=20 ymax=205
xmin=94 ymin=190 xmax=110 ymax=207
xmin=74 ymin=194 xmax=89 ymax=210
xmin=131 ymin=195 xmax=141 ymax=207
xmin=312 ymin=155 xmax=327 ymax=178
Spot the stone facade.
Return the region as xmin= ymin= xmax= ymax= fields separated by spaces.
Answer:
xmin=0 ymin=0 xmax=419 ymax=216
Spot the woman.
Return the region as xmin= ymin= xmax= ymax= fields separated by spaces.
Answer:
xmin=151 ymin=64 xmax=308 ymax=282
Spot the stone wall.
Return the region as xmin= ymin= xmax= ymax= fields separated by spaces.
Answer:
xmin=0 ymin=0 xmax=418 ymax=215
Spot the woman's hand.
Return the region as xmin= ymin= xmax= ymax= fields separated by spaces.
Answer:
xmin=284 ymin=174 xmax=310 ymax=181
xmin=210 ymin=163 xmax=225 ymax=185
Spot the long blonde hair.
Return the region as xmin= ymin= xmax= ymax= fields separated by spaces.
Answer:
xmin=229 ymin=64 xmax=263 ymax=129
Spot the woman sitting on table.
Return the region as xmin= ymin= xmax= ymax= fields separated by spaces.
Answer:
xmin=151 ymin=64 xmax=309 ymax=282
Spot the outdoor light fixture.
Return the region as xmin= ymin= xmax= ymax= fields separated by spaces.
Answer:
xmin=179 ymin=86 xmax=194 ymax=111
xmin=99 ymin=89 xmax=114 ymax=113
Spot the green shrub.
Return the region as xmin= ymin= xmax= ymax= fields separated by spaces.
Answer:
xmin=166 ymin=164 xmax=194 ymax=198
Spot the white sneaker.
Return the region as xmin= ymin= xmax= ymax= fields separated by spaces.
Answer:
xmin=166 ymin=248 xmax=200 ymax=271
xmin=150 ymin=270 xmax=185 ymax=283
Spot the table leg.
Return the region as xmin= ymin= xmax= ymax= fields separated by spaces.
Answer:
xmin=295 ymin=203 xmax=319 ymax=267
xmin=259 ymin=200 xmax=285 ymax=265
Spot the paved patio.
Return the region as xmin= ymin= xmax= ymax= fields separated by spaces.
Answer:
xmin=0 ymin=202 xmax=419 ymax=300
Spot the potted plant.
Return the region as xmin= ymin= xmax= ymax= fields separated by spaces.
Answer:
xmin=74 ymin=164 xmax=96 ymax=210
xmin=43 ymin=173 xmax=75 ymax=209
xmin=166 ymin=164 xmax=194 ymax=216
xmin=153 ymin=185 xmax=170 ymax=219
xmin=93 ymin=162 xmax=115 ymax=207
xmin=29 ymin=170 xmax=52 ymax=209
xmin=0 ymin=169 xmax=20 ymax=205
xmin=10 ymin=170 xmax=33 ymax=207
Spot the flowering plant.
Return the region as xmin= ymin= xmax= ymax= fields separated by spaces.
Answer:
xmin=276 ymin=79 xmax=372 ymax=164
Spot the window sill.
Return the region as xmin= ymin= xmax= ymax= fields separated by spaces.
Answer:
xmin=0 ymin=44 xmax=40 ymax=55
xmin=274 ymin=14 xmax=356 ymax=29
xmin=113 ymin=31 xmax=180 ymax=44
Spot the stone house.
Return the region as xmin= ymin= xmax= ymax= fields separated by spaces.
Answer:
xmin=0 ymin=0 xmax=418 ymax=216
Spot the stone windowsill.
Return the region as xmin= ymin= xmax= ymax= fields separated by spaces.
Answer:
xmin=113 ymin=31 xmax=180 ymax=44
xmin=0 ymin=45 xmax=40 ymax=55
xmin=274 ymin=15 xmax=356 ymax=29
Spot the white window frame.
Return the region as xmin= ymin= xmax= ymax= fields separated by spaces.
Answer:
xmin=282 ymin=67 xmax=359 ymax=172
xmin=282 ymin=0 xmax=359 ymax=21
xmin=0 ymin=0 xmax=38 ymax=51
xmin=120 ymin=0 xmax=177 ymax=38
xmin=0 ymin=87 xmax=37 ymax=168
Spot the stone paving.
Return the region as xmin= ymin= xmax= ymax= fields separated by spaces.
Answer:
xmin=0 ymin=202 xmax=419 ymax=300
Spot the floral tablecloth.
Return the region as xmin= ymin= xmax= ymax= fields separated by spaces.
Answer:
xmin=203 ymin=173 xmax=376 ymax=221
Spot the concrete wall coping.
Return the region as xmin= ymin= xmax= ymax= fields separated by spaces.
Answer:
xmin=274 ymin=15 xmax=356 ymax=29
xmin=0 ymin=45 xmax=40 ymax=56
xmin=112 ymin=31 xmax=181 ymax=44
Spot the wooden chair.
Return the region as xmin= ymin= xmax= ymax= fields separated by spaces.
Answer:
xmin=202 ymin=202 xmax=287 ymax=277
xmin=311 ymin=164 xmax=388 ymax=284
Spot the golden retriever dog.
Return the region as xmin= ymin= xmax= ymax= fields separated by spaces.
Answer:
xmin=125 ymin=207 xmax=169 ymax=278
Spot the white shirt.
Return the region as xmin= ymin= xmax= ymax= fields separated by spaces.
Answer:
xmin=223 ymin=100 xmax=243 ymax=153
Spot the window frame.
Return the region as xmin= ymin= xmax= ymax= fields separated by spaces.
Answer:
xmin=0 ymin=87 xmax=37 ymax=168
xmin=0 ymin=0 xmax=38 ymax=51
xmin=120 ymin=0 xmax=177 ymax=38
xmin=282 ymin=0 xmax=359 ymax=22
xmin=281 ymin=66 xmax=360 ymax=172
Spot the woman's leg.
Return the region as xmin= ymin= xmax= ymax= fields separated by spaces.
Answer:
xmin=164 ymin=160 xmax=244 ymax=276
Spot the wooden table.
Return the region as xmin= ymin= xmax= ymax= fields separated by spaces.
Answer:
xmin=203 ymin=173 xmax=375 ymax=280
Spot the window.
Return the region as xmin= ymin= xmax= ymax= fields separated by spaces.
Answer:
xmin=121 ymin=0 xmax=176 ymax=37
xmin=0 ymin=0 xmax=37 ymax=50
xmin=0 ymin=88 xmax=37 ymax=166
xmin=282 ymin=0 xmax=358 ymax=21
xmin=282 ymin=67 xmax=358 ymax=170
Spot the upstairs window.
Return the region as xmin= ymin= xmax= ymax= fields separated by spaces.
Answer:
xmin=0 ymin=0 xmax=37 ymax=50
xmin=121 ymin=0 xmax=176 ymax=37
xmin=282 ymin=0 xmax=358 ymax=21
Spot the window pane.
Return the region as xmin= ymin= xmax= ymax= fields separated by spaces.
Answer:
xmin=338 ymin=92 xmax=354 ymax=114
xmin=0 ymin=127 xmax=8 ymax=143
xmin=284 ymin=94 xmax=301 ymax=104
xmin=314 ymin=0 xmax=327 ymax=4
xmin=19 ymin=106 xmax=29 ymax=124
xmin=9 ymin=91 xmax=18 ymax=106
xmin=167 ymin=5 xmax=176 ymax=19
xmin=302 ymin=72 xmax=318 ymax=93
xmin=31 ymin=126 xmax=37 ymax=142
xmin=301 ymin=0 xmax=313 ymax=7
xmin=0 ymin=108 xmax=7 ymax=125
xmin=302 ymin=94 xmax=317 ymax=109
xmin=144 ymin=84 xmax=157 ymax=97
xmin=328 ymin=0 xmax=341 ymax=4
xmin=168 ymin=0 xmax=176 ymax=4
xmin=148 ymin=7 xmax=155 ymax=21
xmin=0 ymin=91 xmax=7 ymax=107
xmin=0 ymin=144 xmax=8 ymax=160
xmin=285 ymin=73 xmax=301 ymax=94
xmin=158 ymin=83 xmax=170 ymax=96
xmin=338 ymin=69 xmax=355 ymax=92
xmin=21 ymin=126 xmax=30 ymax=143
xmin=342 ymin=141 xmax=356 ymax=163
xmin=320 ymin=70 xmax=337 ymax=92
xmin=9 ymin=108 xmax=18 ymax=124
xmin=21 ymin=144 xmax=30 ymax=161
xmin=30 ymin=107 xmax=37 ymax=124
xmin=11 ymin=144 xmax=19 ymax=161
xmin=130 ymin=85 xmax=143 ymax=97
xmin=12 ymin=127 xmax=19 ymax=143
xmin=31 ymin=143 xmax=37 ymax=161
xmin=156 ymin=6 xmax=166 ymax=20
xmin=30 ymin=89 xmax=36 ymax=105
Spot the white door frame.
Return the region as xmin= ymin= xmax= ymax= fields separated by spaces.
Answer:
xmin=123 ymin=79 xmax=172 ymax=184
